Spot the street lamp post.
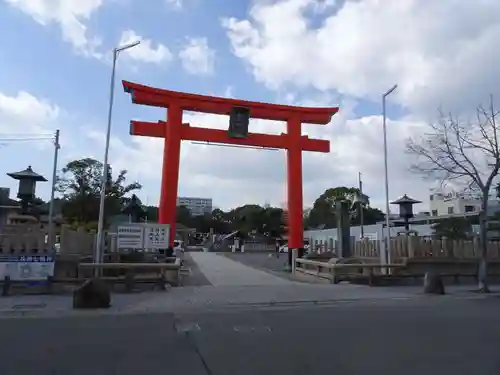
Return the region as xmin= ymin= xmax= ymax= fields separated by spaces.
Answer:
xmin=358 ymin=171 xmax=365 ymax=238
xmin=382 ymin=84 xmax=397 ymax=265
xmin=95 ymin=40 xmax=140 ymax=266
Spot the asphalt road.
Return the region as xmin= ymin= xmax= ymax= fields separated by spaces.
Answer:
xmin=2 ymin=297 xmax=500 ymax=374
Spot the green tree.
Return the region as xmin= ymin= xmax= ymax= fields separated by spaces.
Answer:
xmin=142 ymin=206 xmax=232 ymax=233
xmin=261 ymin=206 xmax=286 ymax=238
xmin=432 ymin=217 xmax=473 ymax=240
xmin=106 ymin=170 xmax=142 ymax=215
xmin=191 ymin=213 xmax=214 ymax=233
xmin=306 ymin=187 xmax=355 ymax=229
xmin=226 ymin=204 xmax=260 ymax=237
xmin=57 ymin=158 xmax=141 ymax=225
xmin=209 ymin=208 xmax=231 ymax=234
xmin=306 ymin=187 xmax=383 ymax=229
xmin=144 ymin=205 xmax=158 ymax=222
xmin=352 ymin=206 xmax=385 ymax=226
xmin=223 ymin=204 xmax=284 ymax=238
xmin=175 ymin=205 xmax=192 ymax=227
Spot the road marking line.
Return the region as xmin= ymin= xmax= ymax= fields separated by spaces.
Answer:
xmin=175 ymin=322 xmax=201 ymax=333
xmin=233 ymin=325 xmax=272 ymax=333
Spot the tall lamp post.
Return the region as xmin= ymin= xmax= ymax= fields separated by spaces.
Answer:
xmin=358 ymin=172 xmax=365 ymax=238
xmin=95 ymin=40 xmax=141 ymax=265
xmin=382 ymin=84 xmax=397 ymax=264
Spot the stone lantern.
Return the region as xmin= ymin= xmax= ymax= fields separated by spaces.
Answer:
xmin=390 ymin=194 xmax=422 ymax=231
xmin=7 ymin=165 xmax=47 ymax=214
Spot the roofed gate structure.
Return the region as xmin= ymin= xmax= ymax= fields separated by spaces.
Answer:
xmin=122 ymin=80 xmax=338 ymax=264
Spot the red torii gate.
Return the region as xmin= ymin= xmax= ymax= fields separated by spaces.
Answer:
xmin=122 ymin=80 xmax=338 ymax=258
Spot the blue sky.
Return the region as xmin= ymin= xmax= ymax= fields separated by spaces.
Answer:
xmin=0 ymin=0 xmax=498 ymax=212
xmin=0 ymin=0 xmax=278 ymax=204
xmin=0 ymin=1 xmax=256 ymax=116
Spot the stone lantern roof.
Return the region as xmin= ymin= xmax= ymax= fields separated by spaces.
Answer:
xmin=7 ymin=165 xmax=47 ymax=182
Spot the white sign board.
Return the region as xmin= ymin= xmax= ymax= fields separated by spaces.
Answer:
xmin=117 ymin=225 xmax=144 ymax=249
xmin=0 ymin=254 xmax=55 ymax=281
xmin=143 ymin=224 xmax=170 ymax=249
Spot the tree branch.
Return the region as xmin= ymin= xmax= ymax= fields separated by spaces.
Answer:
xmin=406 ymin=98 xmax=500 ymax=194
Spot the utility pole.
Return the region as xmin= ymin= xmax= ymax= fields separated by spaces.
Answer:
xmin=358 ymin=171 xmax=364 ymax=239
xmin=48 ymin=129 xmax=60 ymax=249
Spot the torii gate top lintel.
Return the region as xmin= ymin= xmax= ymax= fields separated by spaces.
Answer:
xmin=122 ymin=80 xmax=339 ymax=124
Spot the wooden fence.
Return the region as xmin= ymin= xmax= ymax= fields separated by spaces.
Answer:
xmin=0 ymin=225 xmax=99 ymax=256
xmin=59 ymin=226 xmax=96 ymax=256
xmin=310 ymin=236 xmax=500 ymax=260
xmin=0 ymin=224 xmax=51 ymax=255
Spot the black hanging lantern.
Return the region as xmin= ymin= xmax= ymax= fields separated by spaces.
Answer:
xmin=390 ymin=194 xmax=422 ymax=231
xmin=228 ymin=106 xmax=250 ymax=139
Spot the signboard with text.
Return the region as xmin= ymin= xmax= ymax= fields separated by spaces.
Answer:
xmin=117 ymin=223 xmax=170 ymax=250
xmin=117 ymin=225 xmax=144 ymax=250
xmin=143 ymin=224 xmax=170 ymax=249
xmin=0 ymin=254 xmax=55 ymax=281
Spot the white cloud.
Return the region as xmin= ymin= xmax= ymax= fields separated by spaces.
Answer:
xmin=5 ymin=0 xmax=104 ymax=58
xmin=200 ymin=0 xmax=500 ymax=213
xmin=0 ymin=91 xmax=60 ymax=133
xmin=0 ymin=90 xmax=116 ymax=201
xmin=178 ymin=38 xmax=216 ymax=75
xmin=118 ymin=30 xmax=173 ymax=64
xmin=5 ymin=1 xmax=173 ymax=65
xmin=0 ymin=90 xmax=65 ymax=198
xmin=165 ymin=0 xmax=183 ymax=10
xmin=5 ymin=0 xmax=500 ymax=216
xmin=222 ymin=0 xmax=500 ymax=116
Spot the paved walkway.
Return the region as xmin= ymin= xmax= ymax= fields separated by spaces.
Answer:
xmin=189 ymin=252 xmax=292 ymax=286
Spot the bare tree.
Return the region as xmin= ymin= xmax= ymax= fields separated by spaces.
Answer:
xmin=407 ymin=96 xmax=500 ymax=292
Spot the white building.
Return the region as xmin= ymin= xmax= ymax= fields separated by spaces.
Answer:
xmin=428 ymin=190 xmax=482 ymax=216
xmin=176 ymin=196 xmax=213 ymax=216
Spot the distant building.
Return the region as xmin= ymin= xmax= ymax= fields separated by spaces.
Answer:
xmin=176 ymin=196 xmax=213 ymax=216
xmin=428 ymin=189 xmax=500 ymax=217
xmin=429 ymin=190 xmax=482 ymax=216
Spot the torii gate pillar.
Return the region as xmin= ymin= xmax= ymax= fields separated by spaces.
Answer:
xmin=286 ymin=116 xmax=304 ymax=252
xmin=159 ymin=103 xmax=182 ymax=226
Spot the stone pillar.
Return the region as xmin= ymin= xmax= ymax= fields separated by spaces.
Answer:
xmin=336 ymin=200 xmax=351 ymax=258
